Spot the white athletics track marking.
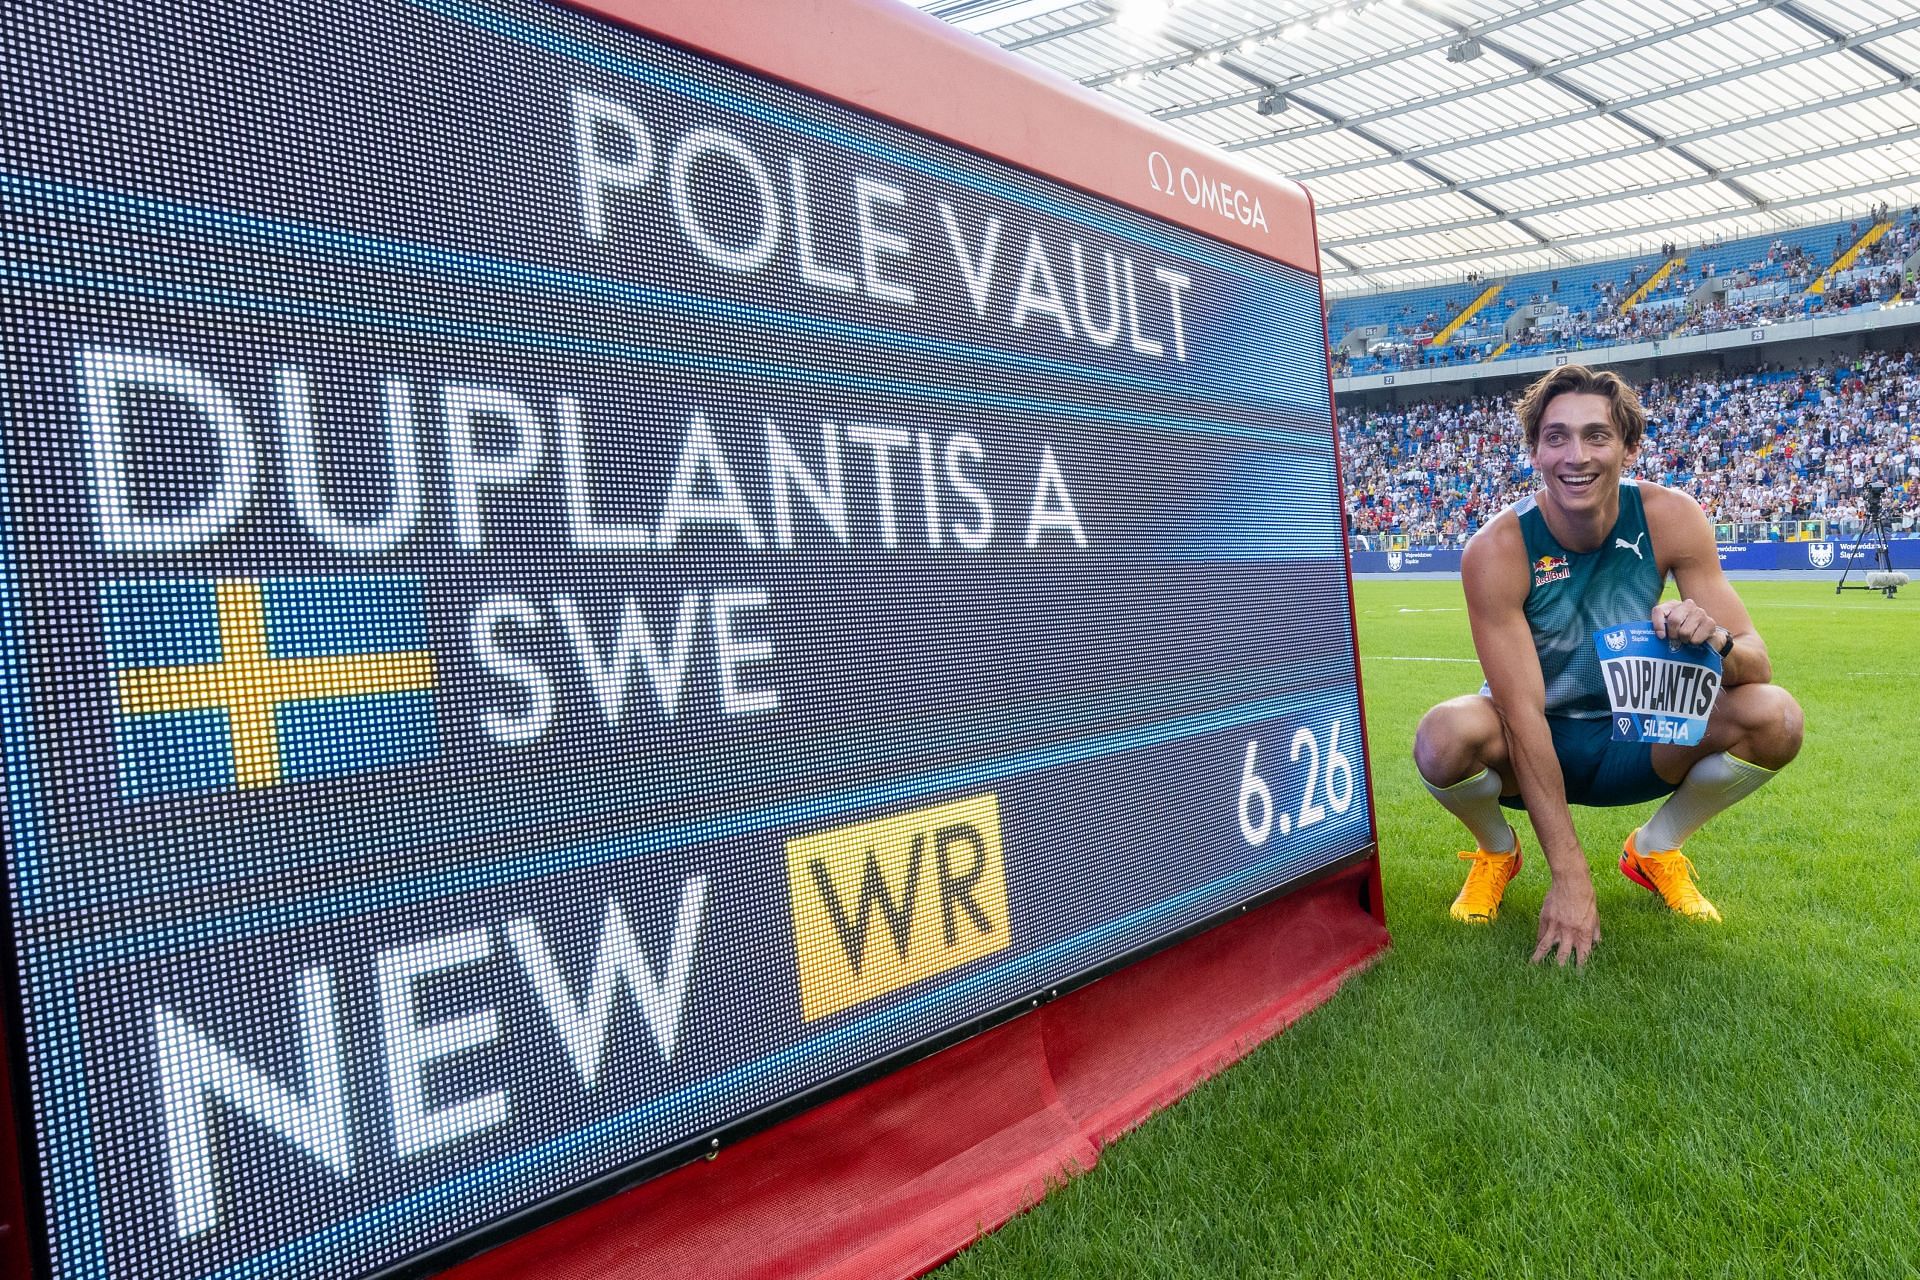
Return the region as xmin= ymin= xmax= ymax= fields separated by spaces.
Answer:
xmin=1368 ymin=657 xmax=1910 ymax=678
xmin=1368 ymin=658 xmax=1910 ymax=682
xmin=1381 ymin=600 xmax=1893 ymax=613
xmin=1365 ymin=655 xmax=1479 ymax=663
xmin=1749 ymin=600 xmax=1911 ymax=610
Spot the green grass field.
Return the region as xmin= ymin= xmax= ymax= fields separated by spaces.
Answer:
xmin=941 ymin=579 xmax=1920 ymax=1279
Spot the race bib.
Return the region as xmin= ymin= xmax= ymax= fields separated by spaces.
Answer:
xmin=1594 ymin=623 xmax=1724 ymax=745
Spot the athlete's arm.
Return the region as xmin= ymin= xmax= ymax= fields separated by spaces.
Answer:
xmin=1647 ymin=485 xmax=1771 ymax=687
xmin=1461 ymin=517 xmax=1599 ymax=966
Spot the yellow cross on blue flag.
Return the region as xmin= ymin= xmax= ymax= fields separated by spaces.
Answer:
xmin=105 ymin=577 xmax=438 ymax=796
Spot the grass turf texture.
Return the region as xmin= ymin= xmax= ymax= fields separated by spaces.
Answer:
xmin=938 ymin=580 xmax=1920 ymax=1279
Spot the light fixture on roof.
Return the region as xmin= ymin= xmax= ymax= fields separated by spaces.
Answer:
xmin=1258 ymin=89 xmax=1290 ymax=116
xmin=1446 ymin=37 xmax=1483 ymax=63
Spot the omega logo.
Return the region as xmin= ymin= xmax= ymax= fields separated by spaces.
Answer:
xmin=1146 ymin=150 xmax=1269 ymax=232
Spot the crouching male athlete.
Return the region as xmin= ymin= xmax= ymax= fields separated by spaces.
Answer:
xmin=1413 ymin=365 xmax=1803 ymax=966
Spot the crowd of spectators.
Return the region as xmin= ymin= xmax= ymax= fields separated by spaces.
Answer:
xmin=1331 ymin=208 xmax=1920 ymax=376
xmin=1672 ymin=214 xmax=1915 ymax=338
xmin=1341 ymin=349 xmax=1920 ymax=546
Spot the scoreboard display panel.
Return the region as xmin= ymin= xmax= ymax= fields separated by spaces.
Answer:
xmin=0 ymin=0 xmax=1374 ymax=1277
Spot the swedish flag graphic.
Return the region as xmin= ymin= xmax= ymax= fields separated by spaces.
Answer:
xmin=105 ymin=577 xmax=438 ymax=797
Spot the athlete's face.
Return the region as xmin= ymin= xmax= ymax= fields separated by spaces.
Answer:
xmin=1531 ymin=392 xmax=1636 ymax=517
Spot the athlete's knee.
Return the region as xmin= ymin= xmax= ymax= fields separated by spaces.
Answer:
xmin=1731 ymin=683 xmax=1803 ymax=769
xmin=1414 ymin=697 xmax=1498 ymax=785
xmin=1761 ymin=685 xmax=1804 ymax=765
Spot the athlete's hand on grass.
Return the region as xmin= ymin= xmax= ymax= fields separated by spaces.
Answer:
xmin=1532 ymin=876 xmax=1600 ymax=968
xmin=1650 ymin=597 xmax=1719 ymax=647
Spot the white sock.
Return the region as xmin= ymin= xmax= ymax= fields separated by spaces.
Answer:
xmin=1637 ymin=751 xmax=1778 ymax=852
xmin=1422 ymin=767 xmax=1516 ymax=853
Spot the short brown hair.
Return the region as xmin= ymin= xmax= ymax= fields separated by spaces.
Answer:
xmin=1515 ymin=365 xmax=1647 ymax=452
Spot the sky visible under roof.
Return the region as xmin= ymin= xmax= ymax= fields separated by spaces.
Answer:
xmin=910 ymin=0 xmax=1920 ymax=296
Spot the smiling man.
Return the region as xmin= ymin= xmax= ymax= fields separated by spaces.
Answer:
xmin=1412 ymin=365 xmax=1803 ymax=966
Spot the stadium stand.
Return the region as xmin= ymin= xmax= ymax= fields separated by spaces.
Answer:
xmin=1329 ymin=209 xmax=1920 ymax=378
xmin=1341 ymin=350 xmax=1920 ymax=548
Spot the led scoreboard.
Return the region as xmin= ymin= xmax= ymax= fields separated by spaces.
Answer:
xmin=0 ymin=0 xmax=1377 ymax=1276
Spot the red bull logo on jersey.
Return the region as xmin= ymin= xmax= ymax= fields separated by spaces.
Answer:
xmin=1532 ymin=554 xmax=1570 ymax=586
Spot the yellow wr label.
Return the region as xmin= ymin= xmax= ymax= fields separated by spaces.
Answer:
xmin=786 ymin=793 xmax=1010 ymax=1022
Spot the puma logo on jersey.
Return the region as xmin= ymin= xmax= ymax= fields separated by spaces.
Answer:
xmin=1614 ymin=533 xmax=1646 ymax=560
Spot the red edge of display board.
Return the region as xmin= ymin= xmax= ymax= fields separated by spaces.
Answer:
xmin=1308 ymin=176 xmax=1386 ymax=924
xmin=0 ymin=991 xmax=33 ymax=1280
xmin=438 ymin=866 xmax=1387 ymax=1280
xmin=563 ymin=0 xmax=1322 ymax=276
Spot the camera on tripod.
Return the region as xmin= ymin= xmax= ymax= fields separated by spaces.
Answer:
xmin=1838 ymin=478 xmax=1906 ymax=598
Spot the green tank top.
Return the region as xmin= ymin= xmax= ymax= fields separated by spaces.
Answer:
xmin=1514 ymin=480 xmax=1666 ymax=718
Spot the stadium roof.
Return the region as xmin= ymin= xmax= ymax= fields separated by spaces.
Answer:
xmin=908 ymin=0 xmax=1920 ymax=296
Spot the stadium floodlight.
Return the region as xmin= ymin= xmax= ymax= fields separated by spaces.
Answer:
xmin=1258 ymin=89 xmax=1291 ymax=115
xmin=1446 ymin=37 xmax=1483 ymax=63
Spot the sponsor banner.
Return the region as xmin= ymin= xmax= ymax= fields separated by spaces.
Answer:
xmin=1 ymin=1 xmax=1368 ymax=1278
xmin=1355 ymin=539 xmax=1920 ymax=574
xmin=1594 ymin=624 xmax=1723 ymax=745
xmin=1350 ymin=548 xmax=1465 ymax=573
xmin=1709 ymin=539 xmax=1920 ymax=570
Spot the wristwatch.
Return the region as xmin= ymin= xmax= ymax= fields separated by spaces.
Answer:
xmin=1711 ymin=626 xmax=1734 ymax=658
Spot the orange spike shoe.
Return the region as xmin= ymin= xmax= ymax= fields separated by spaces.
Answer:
xmin=1449 ymin=839 xmax=1522 ymax=924
xmin=1621 ymin=831 xmax=1722 ymax=923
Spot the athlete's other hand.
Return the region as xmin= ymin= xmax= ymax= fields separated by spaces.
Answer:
xmin=1532 ymin=875 xmax=1600 ymax=968
xmin=1650 ymin=597 xmax=1719 ymax=646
